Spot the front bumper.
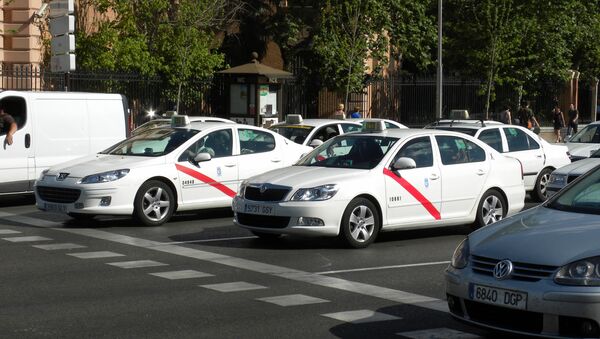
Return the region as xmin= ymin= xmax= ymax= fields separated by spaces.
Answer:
xmin=445 ymin=265 xmax=600 ymax=338
xmin=232 ymin=196 xmax=347 ymax=236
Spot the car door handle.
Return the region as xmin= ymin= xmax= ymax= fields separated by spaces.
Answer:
xmin=476 ymin=169 xmax=486 ymax=176
xmin=224 ymin=164 xmax=236 ymax=168
xmin=430 ymin=173 xmax=440 ymax=180
xmin=271 ymin=159 xmax=282 ymax=163
xmin=536 ymin=155 xmax=543 ymax=158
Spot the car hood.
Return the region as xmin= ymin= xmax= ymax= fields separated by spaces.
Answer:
xmin=470 ymin=206 xmax=600 ymax=267
xmin=244 ymin=165 xmax=365 ymax=188
xmin=552 ymin=158 xmax=600 ymax=176
xmin=566 ymin=142 xmax=600 ymax=158
xmin=46 ymin=154 xmax=165 ymax=178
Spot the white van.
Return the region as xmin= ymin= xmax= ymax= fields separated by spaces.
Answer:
xmin=0 ymin=91 xmax=129 ymax=195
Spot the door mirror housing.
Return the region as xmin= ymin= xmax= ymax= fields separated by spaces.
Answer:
xmin=392 ymin=157 xmax=417 ymax=170
xmin=194 ymin=152 xmax=212 ymax=163
xmin=309 ymin=139 xmax=323 ymax=148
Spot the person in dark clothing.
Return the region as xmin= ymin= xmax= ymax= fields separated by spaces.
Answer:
xmin=566 ymin=103 xmax=579 ymax=138
xmin=498 ymin=105 xmax=512 ymax=124
xmin=552 ymin=105 xmax=565 ymax=142
xmin=0 ymin=106 xmax=17 ymax=146
xmin=517 ymin=100 xmax=539 ymax=130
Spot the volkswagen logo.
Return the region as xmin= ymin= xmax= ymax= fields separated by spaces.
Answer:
xmin=57 ymin=173 xmax=70 ymax=181
xmin=493 ymin=259 xmax=514 ymax=280
xmin=260 ymin=184 xmax=269 ymax=194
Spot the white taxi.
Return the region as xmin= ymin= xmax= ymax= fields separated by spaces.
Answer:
xmin=269 ymin=115 xmax=362 ymax=147
xmin=35 ymin=116 xmax=312 ymax=226
xmin=233 ymin=121 xmax=526 ymax=248
xmin=132 ymin=116 xmax=235 ymax=135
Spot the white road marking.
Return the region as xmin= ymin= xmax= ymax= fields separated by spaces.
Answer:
xmin=257 ymin=294 xmax=329 ymax=307
xmin=107 ymin=260 xmax=168 ymax=269
xmin=33 ymin=243 xmax=86 ymax=250
xmin=0 ymin=212 xmax=59 ymax=228
xmin=2 ymin=236 xmax=52 ymax=242
xmin=200 ymin=282 xmax=267 ymax=292
xmin=314 ymin=261 xmax=451 ymax=275
xmin=149 ymin=270 xmax=214 ymax=280
xmin=0 ymin=212 xmax=449 ymax=312
xmin=157 ymin=236 xmax=257 ymax=245
xmin=0 ymin=229 xmax=21 ymax=234
xmin=322 ymin=310 xmax=401 ymax=323
xmin=68 ymin=251 xmax=125 ymax=259
xmin=398 ymin=328 xmax=482 ymax=339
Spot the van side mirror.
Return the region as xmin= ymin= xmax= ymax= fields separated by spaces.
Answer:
xmin=309 ymin=139 xmax=323 ymax=148
xmin=392 ymin=157 xmax=417 ymax=170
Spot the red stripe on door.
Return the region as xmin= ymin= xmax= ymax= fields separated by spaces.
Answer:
xmin=383 ymin=168 xmax=441 ymax=220
xmin=175 ymin=164 xmax=237 ymax=198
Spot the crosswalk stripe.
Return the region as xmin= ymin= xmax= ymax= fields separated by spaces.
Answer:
xmin=2 ymin=236 xmax=52 ymax=242
xmin=68 ymin=251 xmax=125 ymax=259
xmin=107 ymin=260 xmax=168 ymax=269
xmin=33 ymin=243 xmax=86 ymax=250
xmin=398 ymin=328 xmax=482 ymax=338
xmin=0 ymin=229 xmax=21 ymax=234
xmin=257 ymin=294 xmax=329 ymax=307
xmin=200 ymin=282 xmax=267 ymax=292
xmin=149 ymin=270 xmax=213 ymax=280
xmin=322 ymin=310 xmax=401 ymax=323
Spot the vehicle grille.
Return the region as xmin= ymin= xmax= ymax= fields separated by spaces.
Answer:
xmin=463 ymin=300 xmax=543 ymax=334
xmin=236 ymin=213 xmax=290 ymax=228
xmin=471 ymin=255 xmax=558 ymax=282
xmin=36 ymin=186 xmax=81 ymax=203
xmin=244 ymin=185 xmax=291 ymax=202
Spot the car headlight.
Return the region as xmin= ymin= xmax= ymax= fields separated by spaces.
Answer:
xmin=548 ymin=173 xmax=566 ymax=186
xmin=38 ymin=169 xmax=49 ymax=181
xmin=291 ymin=184 xmax=338 ymax=201
xmin=555 ymin=256 xmax=600 ymax=286
xmin=238 ymin=180 xmax=248 ymax=197
xmin=78 ymin=169 xmax=130 ymax=184
xmin=451 ymin=238 xmax=470 ymax=269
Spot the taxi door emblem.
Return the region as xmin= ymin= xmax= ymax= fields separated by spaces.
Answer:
xmin=57 ymin=173 xmax=69 ymax=181
xmin=424 ymin=178 xmax=429 ymax=188
xmin=493 ymin=259 xmax=514 ymax=280
xmin=216 ymin=167 xmax=222 ymax=177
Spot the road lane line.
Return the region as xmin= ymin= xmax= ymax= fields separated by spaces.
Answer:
xmin=314 ymin=261 xmax=451 ymax=275
xmin=322 ymin=310 xmax=401 ymax=323
xmin=0 ymin=212 xmax=449 ymax=312
xmin=107 ymin=260 xmax=168 ymax=269
xmin=0 ymin=212 xmax=60 ymax=228
xmin=398 ymin=328 xmax=482 ymax=338
xmin=149 ymin=270 xmax=214 ymax=280
xmin=257 ymin=294 xmax=329 ymax=307
xmin=157 ymin=236 xmax=257 ymax=245
xmin=2 ymin=236 xmax=52 ymax=242
xmin=33 ymin=243 xmax=87 ymax=250
xmin=68 ymin=251 xmax=126 ymax=259
xmin=200 ymin=282 xmax=267 ymax=292
xmin=0 ymin=229 xmax=21 ymax=234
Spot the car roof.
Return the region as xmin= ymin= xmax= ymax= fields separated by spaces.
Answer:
xmin=352 ymin=127 xmax=474 ymax=139
xmin=271 ymin=119 xmax=361 ymax=128
xmin=426 ymin=119 xmax=503 ymax=129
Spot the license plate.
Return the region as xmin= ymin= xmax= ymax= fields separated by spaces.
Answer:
xmin=44 ymin=202 xmax=67 ymax=213
xmin=244 ymin=203 xmax=274 ymax=215
xmin=469 ymin=283 xmax=527 ymax=310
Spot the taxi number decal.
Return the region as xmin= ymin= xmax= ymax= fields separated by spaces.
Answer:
xmin=175 ymin=164 xmax=236 ymax=198
xmin=383 ymin=168 xmax=441 ymax=220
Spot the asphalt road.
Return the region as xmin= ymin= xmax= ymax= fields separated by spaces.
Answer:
xmin=0 ymin=195 xmax=538 ymax=339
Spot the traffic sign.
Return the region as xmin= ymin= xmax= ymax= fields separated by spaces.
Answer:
xmin=49 ymin=15 xmax=75 ymax=37
xmin=49 ymin=0 xmax=74 ymax=18
xmin=51 ymin=34 xmax=75 ymax=55
xmin=51 ymin=54 xmax=76 ymax=73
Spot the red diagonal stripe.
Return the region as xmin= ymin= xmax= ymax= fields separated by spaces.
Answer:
xmin=383 ymin=168 xmax=441 ymax=220
xmin=175 ymin=164 xmax=237 ymax=198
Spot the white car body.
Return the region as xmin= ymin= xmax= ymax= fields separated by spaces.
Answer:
xmin=35 ymin=121 xmax=311 ymax=225
xmin=427 ymin=122 xmax=571 ymax=201
xmin=233 ymin=128 xmax=525 ymax=248
xmin=565 ymin=121 xmax=600 ymax=161
xmin=348 ymin=118 xmax=408 ymax=129
xmin=269 ymin=118 xmax=362 ymax=146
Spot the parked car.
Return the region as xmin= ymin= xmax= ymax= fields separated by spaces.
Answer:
xmin=348 ymin=118 xmax=408 ymax=129
xmin=233 ymin=121 xmax=525 ymax=248
xmin=132 ymin=116 xmax=235 ymax=135
xmin=35 ymin=117 xmax=311 ymax=226
xmin=565 ymin=121 xmax=600 ymax=161
xmin=446 ymin=163 xmax=600 ymax=338
xmin=547 ymin=148 xmax=600 ymax=196
xmin=426 ymin=120 xmax=571 ymax=201
xmin=269 ymin=115 xmax=362 ymax=147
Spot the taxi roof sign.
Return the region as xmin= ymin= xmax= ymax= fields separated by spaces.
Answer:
xmin=286 ymin=114 xmax=303 ymax=124
xmin=362 ymin=119 xmax=386 ymax=132
xmin=171 ymin=115 xmax=190 ymax=127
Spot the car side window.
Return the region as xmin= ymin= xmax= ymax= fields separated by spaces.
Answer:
xmin=384 ymin=122 xmax=399 ymax=129
xmin=436 ymin=135 xmax=485 ymax=165
xmin=504 ymin=127 xmax=530 ymax=152
xmin=478 ymin=128 xmax=503 ymax=152
xmin=392 ymin=136 xmax=433 ymax=168
xmin=179 ymin=129 xmax=232 ymax=161
xmin=341 ymin=123 xmax=361 ymax=133
xmin=313 ymin=125 xmax=339 ymax=142
xmin=238 ymin=128 xmax=275 ymax=154
xmin=526 ymin=134 xmax=540 ymax=150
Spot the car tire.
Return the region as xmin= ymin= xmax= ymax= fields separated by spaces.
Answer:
xmin=473 ymin=189 xmax=506 ymax=230
xmin=251 ymin=231 xmax=282 ymax=240
xmin=67 ymin=212 xmax=95 ymax=221
xmin=533 ymin=168 xmax=552 ymax=202
xmin=339 ymin=197 xmax=380 ymax=249
xmin=133 ymin=180 xmax=175 ymax=226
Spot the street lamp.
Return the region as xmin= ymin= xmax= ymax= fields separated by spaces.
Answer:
xmin=436 ymin=0 xmax=443 ymax=119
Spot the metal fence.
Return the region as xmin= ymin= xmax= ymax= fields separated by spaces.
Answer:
xmin=2 ymin=65 xmax=591 ymax=128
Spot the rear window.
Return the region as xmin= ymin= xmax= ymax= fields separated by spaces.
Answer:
xmin=428 ymin=127 xmax=478 ymax=136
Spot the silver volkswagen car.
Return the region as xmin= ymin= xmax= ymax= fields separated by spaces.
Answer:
xmin=446 ymin=163 xmax=600 ymax=338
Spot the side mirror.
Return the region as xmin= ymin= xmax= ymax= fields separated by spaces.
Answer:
xmin=392 ymin=157 xmax=417 ymax=170
xmin=309 ymin=139 xmax=323 ymax=148
xmin=194 ymin=152 xmax=212 ymax=163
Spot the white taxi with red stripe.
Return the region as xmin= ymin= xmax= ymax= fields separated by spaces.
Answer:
xmin=35 ymin=117 xmax=312 ymax=225
xmin=233 ymin=121 xmax=526 ymax=248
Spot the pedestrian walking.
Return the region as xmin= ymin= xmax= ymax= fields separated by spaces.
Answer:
xmin=552 ymin=105 xmax=565 ymax=143
xmin=498 ymin=105 xmax=511 ymax=124
xmin=348 ymin=106 xmax=362 ymax=119
xmin=517 ymin=100 xmax=539 ymax=131
xmin=566 ymin=103 xmax=579 ymax=138
xmin=334 ymin=103 xmax=345 ymax=118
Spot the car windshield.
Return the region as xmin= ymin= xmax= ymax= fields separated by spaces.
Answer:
xmin=426 ymin=126 xmax=478 ymax=136
xmin=269 ymin=125 xmax=314 ymax=144
xmin=297 ymin=135 xmax=399 ymax=169
xmin=132 ymin=120 xmax=168 ymax=135
xmin=569 ymin=124 xmax=600 ymax=143
xmin=101 ymin=128 xmax=199 ymax=157
xmin=546 ymin=165 xmax=600 ymax=215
